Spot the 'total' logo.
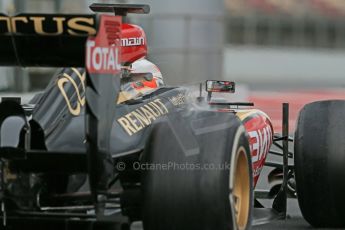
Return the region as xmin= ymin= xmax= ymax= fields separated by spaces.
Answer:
xmin=86 ymin=41 xmax=121 ymax=74
xmin=86 ymin=15 xmax=121 ymax=74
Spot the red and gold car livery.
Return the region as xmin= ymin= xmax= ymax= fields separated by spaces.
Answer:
xmin=236 ymin=109 xmax=274 ymax=186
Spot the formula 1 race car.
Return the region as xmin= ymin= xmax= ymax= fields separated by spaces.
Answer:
xmin=0 ymin=3 xmax=342 ymax=230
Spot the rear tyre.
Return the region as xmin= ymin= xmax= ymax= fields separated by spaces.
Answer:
xmin=142 ymin=112 xmax=252 ymax=230
xmin=294 ymin=100 xmax=345 ymax=228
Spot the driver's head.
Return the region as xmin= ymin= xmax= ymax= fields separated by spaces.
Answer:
xmin=118 ymin=59 xmax=164 ymax=103
xmin=122 ymin=59 xmax=164 ymax=93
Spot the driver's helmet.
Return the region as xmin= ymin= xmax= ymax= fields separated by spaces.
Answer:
xmin=118 ymin=59 xmax=164 ymax=103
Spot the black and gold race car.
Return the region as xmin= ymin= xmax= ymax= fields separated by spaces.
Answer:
xmin=0 ymin=3 xmax=344 ymax=230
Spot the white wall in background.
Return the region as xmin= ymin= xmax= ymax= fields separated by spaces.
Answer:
xmin=131 ymin=0 xmax=225 ymax=85
xmin=224 ymin=45 xmax=345 ymax=89
xmin=0 ymin=0 xmax=14 ymax=13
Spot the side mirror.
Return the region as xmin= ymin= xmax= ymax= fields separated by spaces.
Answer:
xmin=206 ymin=80 xmax=235 ymax=93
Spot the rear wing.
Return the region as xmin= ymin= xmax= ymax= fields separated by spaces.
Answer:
xmin=0 ymin=3 xmax=149 ymax=67
xmin=0 ymin=3 xmax=150 ymax=217
xmin=0 ymin=14 xmax=98 ymax=67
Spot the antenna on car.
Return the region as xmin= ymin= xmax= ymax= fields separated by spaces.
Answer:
xmin=89 ymin=3 xmax=150 ymax=16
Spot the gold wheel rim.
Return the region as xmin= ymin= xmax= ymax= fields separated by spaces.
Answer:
xmin=232 ymin=148 xmax=250 ymax=230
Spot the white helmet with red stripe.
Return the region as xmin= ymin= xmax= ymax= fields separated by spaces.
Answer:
xmin=131 ymin=58 xmax=163 ymax=85
xmin=119 ymin=58 xmax=164 ymax=102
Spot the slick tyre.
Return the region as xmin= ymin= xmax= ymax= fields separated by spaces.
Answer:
xmin=294 ymin=100 xmax=345 ymax=228
xmin=142 ymin=112 xmax=252 ymax=230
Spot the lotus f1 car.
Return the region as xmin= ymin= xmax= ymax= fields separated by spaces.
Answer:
xmin=0 ymin=3 xmax=342 ymax=230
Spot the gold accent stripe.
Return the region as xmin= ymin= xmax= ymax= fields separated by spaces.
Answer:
xmin=236 ymin=109 xmax=260 ymax=121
